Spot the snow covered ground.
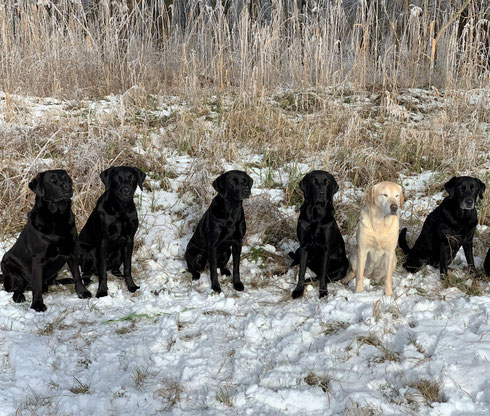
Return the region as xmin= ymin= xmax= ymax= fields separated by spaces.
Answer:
xmin=0 ymin=90 xmax=489 ymax=415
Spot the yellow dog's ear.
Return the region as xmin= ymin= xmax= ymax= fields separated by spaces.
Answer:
xmin=365 ymin=184 xmax=376 ymax=205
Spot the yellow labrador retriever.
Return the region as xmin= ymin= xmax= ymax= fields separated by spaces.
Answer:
xmin=343 ymin=181 xmax=404 ymax=296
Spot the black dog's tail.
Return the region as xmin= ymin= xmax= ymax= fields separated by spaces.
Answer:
xmin=398 ymin=228 xmax=411 ymax=255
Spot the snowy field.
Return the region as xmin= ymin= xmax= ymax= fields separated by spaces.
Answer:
xmin=0 ymin=89 xmax=489 ymax=415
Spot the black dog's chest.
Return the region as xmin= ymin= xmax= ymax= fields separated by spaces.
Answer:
xmin=107 ymin=215 xmax=136 ymax=238
xmin=304 ymin=220 xmax=331 ymax=246
xmin=217 ymin=220 xmax=243 ymax=245
xmin=45 ymin=237 xmax=75 ymax=258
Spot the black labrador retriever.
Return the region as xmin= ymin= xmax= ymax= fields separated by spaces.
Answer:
xmin=399 ymin=176 xmax=485 ymax=276
xmin=185 ymin=170 xmax=253 ymax=293
xmin=79 ymin=166 xmax=145 ymax=298
xmin=289 ymin=170 xmax=349 ymax=299
xmin=0 ymin=170 xmax=91 ymax=312
xmin=485 ymin=248 xmax=490 ymax=276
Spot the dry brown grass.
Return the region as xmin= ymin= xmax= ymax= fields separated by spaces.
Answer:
xmin=0 ymin=1 xmax=488 ymax=99
xmin=0 ymin=85 xmax=488 ymax=243
xmin=409 ymin=379 xmax=447 ymax=406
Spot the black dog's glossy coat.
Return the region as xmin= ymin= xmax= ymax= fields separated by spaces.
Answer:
xmin=185 ymin=170 xmax=253 ymax=293
xmin=399 ymin=176 xmax=485 ymax=276
xmin=79 ymin=166 xmax=145 ymax=298
xmin=290 ymin=170 xmax=349 ymax=299
xmin=0 ymin=170 xmax=91 ymax=312
xmin=485 ymin=248 xmax=490 ymax=276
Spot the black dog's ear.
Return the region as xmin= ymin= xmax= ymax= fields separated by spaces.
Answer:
xmin=212 ymin=173 xmax=227 ymax=197
xmin=299 ymin=173 xmax=309 ymax=197
xmin=133 ymin=167 xmax=146 ymax=190
xmin=28 ymin=172 xmax=45 ymax=197
xmin=247 ymin=174 xmax=254 ymax=189
xmin=477 ymin=178 xmax=486 ymax=200
xmin=444 ymin=177 xmax=459 ymax=199
xmin=100 ymin=167 xmax=114 ymax=191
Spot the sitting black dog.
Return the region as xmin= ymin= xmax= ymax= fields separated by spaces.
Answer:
xmin=399 ymin=176 xmax=485 ymax=276
xmin=185 ymin=170 xmax=253 ymax=293
xmin=484 ymin=248 xmax=490 ymax=276
xmin=0 ymin=170 xmax=91 ymax=312
xmin=289 ymin=170 xmax=349 ymax=299
xmin=79 ymin=166 xmax=145 ymax=298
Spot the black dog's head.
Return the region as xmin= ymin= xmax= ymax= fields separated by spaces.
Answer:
xmin=100 ymin=166 xmax=146 ymax=202
xmin=299 ymin=170 xmax=339 ymax=204
xmin=444 ymin=176 xmax=486 ymax=210
xmin=29 ymin=170 xmax=73 ymax=202
xmin=212 ymin=170 xmax=253 ymax=201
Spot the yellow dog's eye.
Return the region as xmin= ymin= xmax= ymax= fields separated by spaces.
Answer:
xmin=382 ymin=193 xmax=388 ymax=197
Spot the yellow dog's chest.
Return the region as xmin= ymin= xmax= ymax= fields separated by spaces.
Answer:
xmin=358 ymin=215 xmax=398 ymax=250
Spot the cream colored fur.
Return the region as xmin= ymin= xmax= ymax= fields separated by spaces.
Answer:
xmin=343 ymin=181 xmax=404 ymax=296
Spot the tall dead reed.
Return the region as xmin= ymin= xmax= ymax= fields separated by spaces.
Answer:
xmin=0 ymin=0 xmax=488 ymax=98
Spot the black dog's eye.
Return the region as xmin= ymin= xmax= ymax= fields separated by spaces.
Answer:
xmin=49 ymin=176 xmax=57 ymax=183
xmin=117 ymin=175 xmax=123 ymax=182
xmin=323 ymin=179 xmax=328 ymax=185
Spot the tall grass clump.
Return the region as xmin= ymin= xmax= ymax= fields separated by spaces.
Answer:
xmin=0 ymin=0 xmax=488 ymax=98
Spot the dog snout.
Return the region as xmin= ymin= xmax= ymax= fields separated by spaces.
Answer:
xmin=463 ymin=197 xmax=474 ymax=209
xmin=241 ymin=188 xmax=251 ymax=198
xmin=62 ymin=182 xmax=71 ymax=191
xmin=121 ymin=187 xmax=132 ymax=196
xmin=390 ymin=203 xmax=398 ymax=213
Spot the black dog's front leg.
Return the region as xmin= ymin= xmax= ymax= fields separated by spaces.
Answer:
xmin=439 ymin=242 xmax=449 ymax=278
xmin=292 ymin=248 xmax=308 ymax=299
xmin=462 ymin=240 xmax=478 ymax=275
xmin=31 ymin=258 xmax=47 ymax=312
xmin=67 ymin=255 xmax=92 ymax=299
xmin=123 ymin=238 xmax=139 ymax=292
xmin=208 ymin=243 xmax=221 ymax=293
xmin=96 ymin=242 xmax=109 ymax=298
xmin=319 ymin=248 xmax=330 ymax=298
xmin=232 ymin=242 xmax=244 ymax=291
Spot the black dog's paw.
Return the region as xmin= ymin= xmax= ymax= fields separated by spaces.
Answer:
xmin=96 ymin=290 xmax=108 ymax=298
xmin=467 ymin=265 xmax=483 ymax=279
xmin=319 ymin=290 xmax=328 ymax=299
xmin=31 ymin=301 xmax=47 ymax=312
xmin=292 ymin=287 xmax=304 ymax=299
xmin=233 ymin=281 xmax=244 ymax=291
xmin=76 ymin=287 xmax=92 ymax=299
xmin=12 ymin=292 xmax=26 ymax=303
xmin=191 ymin=272 xmax=201 ymax=281
xmin=211 ymin=284 xmax=222 ymax=293
xmin=128 ymin=285 xmax=140 ymax=293
xmin=220 ymin=268 xmax=231 ymax=276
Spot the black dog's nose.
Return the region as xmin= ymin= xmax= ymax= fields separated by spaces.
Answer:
xmin=465 ymin=198 xmax=474 ymax=205
xmin=121 ymin=187 xmax=132 ymax=196
xmin=62 ymin=183 xmax=71 ymax=191
xmin=390 ymin=203 xmax=398 ymax=212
